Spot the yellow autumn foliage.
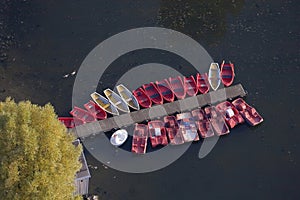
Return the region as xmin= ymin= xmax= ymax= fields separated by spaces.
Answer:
xmin=0 ymin=98 xmax=82 ymax=200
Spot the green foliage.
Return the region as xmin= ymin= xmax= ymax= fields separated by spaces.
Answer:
xmin=0 ymin=98 xmax=82 ymax=200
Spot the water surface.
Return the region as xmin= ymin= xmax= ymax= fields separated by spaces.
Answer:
xmin=0 ymin=0 xmax=299 ymax=199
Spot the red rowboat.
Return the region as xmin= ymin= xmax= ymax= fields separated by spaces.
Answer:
xmin=232 ymin=98 xmax=264 ymax=126
xmin=132 ymin=88 xmax=152 ymax=108
xmin=70 ymin=106 xmax=96 ymax=123
xmin=142 ymin=82 xmax=163 ymax=105
xmin=131 ymin=124 xmax=148 ymax=154
xmin=164 ymin=116 xmax=184 ymax=145
xmin=58 ymin=117 xmax=84 ymax=128
xmin=148 ymin=120 xmax=168 ymax=148
xmin=183 ymin=75 xmax=198 ymax=96
xmin=176 ymin=112 xmax=199 ymax=142
xmin=191 ymin=108 xmax=214 ymax=138
xmin=84 ymin=100 xmax=107 ymax=120
xmin=196 ymin=73 xmax=210 ymax=94
xmin=155 ymin=79 xmax=175 ymax=102
xmin=216 ymin=101 xmax=244 ymax=128
xmin=204 ymin=106 xmax=230 ymax=136
xmin=220 ymin=60 xmax=235 ymax=87
xmin=169 ymin=76 xmax=186 ymax=99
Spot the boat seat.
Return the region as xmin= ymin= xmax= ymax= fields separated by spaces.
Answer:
xmin=150 ymin=93 xmax=160 ymax=98
xmin=226 ymin=108 xmax=235 ymax=118
xmin=244 ymin=111 xmax=250 ymax=118
xmin=162 ymin=91 xmax=172 ymax=95
xmin=102 ymin=104 xmax=110 ymax=109
xmin=211 ymin=111 xmax=218 ymax=118
xmin=154 ymin=128 xmax=161 ymax=136
xmin=222 ymin=75 xmax=232 ymax=78
xmin=237 ymin=103 xmax=246 ymax=110
xmin=174 ymin=88 xmax=183 ymax=93
xmin=114 ymin=101 xmax=122 ymax=106
xmin=186 ymin=79 xmax=193 ymax=83
xmin=223 ymin=65 xmax=231 ymax=69
xmin=187 ymin=86 xmax=195 ymax=90
xmin=140 ymin=98 xmax=149 ymax=103
xmin=250 ymin=108 xmax=257 ymax=116
xmin=135 ymin=91 xmax=142 ymax=96
xmin=125 ymin=97 xmax=132 ymax=102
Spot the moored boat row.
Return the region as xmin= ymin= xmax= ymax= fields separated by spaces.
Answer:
xmin=58 ymin=84 xmax=141 ymax=126
xmin=129 ymin=97 xmax=263 ymax=154
xmin=133 ymin=60 xmax=234 ymax=108
xmin=58 ymin=61 xmax=237 ymax=127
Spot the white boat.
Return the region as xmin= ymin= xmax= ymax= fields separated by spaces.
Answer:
xmin=104 ymin=88 xmax=130 ymax=113
xmin=208 ymin=63 xmax=221 ymax=91
xmin=90 ymin=92 xmax=119 ymax=115
xmin=110 ymin=129 xmax=128 ymax=146
xmin=116 ymin=84 xmax=140 ymax=110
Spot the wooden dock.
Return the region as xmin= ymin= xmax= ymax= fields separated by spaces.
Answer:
xmin=72 ymin=84 xmax=246 ymax=138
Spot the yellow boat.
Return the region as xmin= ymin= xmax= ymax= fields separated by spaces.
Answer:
xmin=90 ymin=92 xmax=119 ymax=115
xmin=116 ymin=84 xmax=140 ymax=110
xmin=104 ymin=88 xmax=130 ymax=113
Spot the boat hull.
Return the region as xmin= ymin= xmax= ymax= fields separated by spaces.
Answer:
xmin=169 ymin=76 xmax=186 ymax=99
xmin=116 ymin=84 xmax=140 ymax=110
xmin=204 ymin=106 xmax=230 ymax=136
xmin=110 ymin=129 xmax=128 ymax=146
xmin=70 ymin=106 xmax=96 ymax=123
xmin=183 ymin=75 xmax=198 ymax=96
xmin=91 ymin=92 xmax=119 ymax=115
xmin=131 ymin=124 xmax=148 ymax=154
xmin=220 ymin=60 xmax=235 ymax=87
xmin=143 ymin=82 xmax=163 ymax=105
xmin=84 ymin=100 xmax=107 ymax=120
xmin=164 ymin=116 xmax=184 ymax=145
xmin=196 ymin=73 xmax=210 ymax=94
xmin=148 ymin=120 xmax=168 ymax=148
xmin=216 ymin=101 xmax=244 ymax=128
xmin=208 ymin=63 xmax=221 ymax=91
xmin=58 ymin=117 xmax=84 ymax=128
xmin=176 ymin=112 xmax=199 ymax=142
xmin=191 ymin=108 xmax=214 ymax=138
xmin=132 ymin=88 xmax=152 ymax=108
xmin=104 ymin=88 xmax=130 ymax=113
xmin=156 ymin=79 xmax=175 ymax=102
xmin=232 ymin=98 xmax=264 ymax=126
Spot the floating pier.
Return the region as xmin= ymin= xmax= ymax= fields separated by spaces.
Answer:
xmin=72 ymin=84 xmax=246 ymax=138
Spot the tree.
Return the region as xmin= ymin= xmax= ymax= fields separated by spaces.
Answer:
xmin=0 ymin=98 xmax=82 ymax=199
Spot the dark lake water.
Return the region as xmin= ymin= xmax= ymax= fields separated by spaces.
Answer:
xmin=1 ymin=0 xmax=299 ymax=199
